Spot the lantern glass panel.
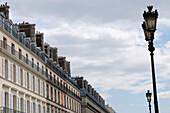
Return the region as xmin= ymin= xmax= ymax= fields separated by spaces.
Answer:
xmin=145 ymin=16 xmax=156 ymax=31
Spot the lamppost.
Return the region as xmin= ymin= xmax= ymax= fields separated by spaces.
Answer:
xmin=142 ymin=6 xmax=159 ymax=113
xmin=146 ymin=90 xmax=152 ymax=113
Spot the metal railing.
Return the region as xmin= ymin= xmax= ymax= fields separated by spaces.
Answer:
xmin=0 ymin=19 xmax=81 ymax=100
xmin=0 ymin=107 xmax=24 ymax=113
xmin=0 ymin=40 xmax=81 ymax=101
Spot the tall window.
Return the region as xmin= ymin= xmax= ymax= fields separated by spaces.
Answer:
xmin=42 ymin=66 xmax=44 ymax=75
xmin=38 ymin=105 xmax=41 ymax=113
xmin=26 ymin=54 xmax=28 ymax=64
xmin=33 ymin=76 xmax=35 ymax=91
xmin=54 ymin=75 xmax=56 ymax=83
xmin=13 ymin=64 xmax=16 ymax=82
xmin=55 ymin=89 xmax=56 ymax=102
xmin=33 ymin=103 xmax=35 ymax=113
xmin=64 ymin=95 xmax=66 ymax=107
xmin=50 ymin=72 xmax=52 ymax=80
xmin=51 ymin=87 xmax=53 ymax=101
xmin=5 ymin=59 xmax=8 ymax=78
xmin=32 ymin=58 xmax=34 ymax=68
xmin=27 ymin=72 xmax=29 ymax=89
xmin=5 ymin=92 xmax=8 ymax=108
xmin=46 ymin=69 xmax=48 ymax=77
xmin=57 ymin=78 xmax=59 ymax=86
xmin=20 ymin=69 xmax=23 ymax=86
xmin=37 ymin=62 xmax=39 ymax=71
xmin=13 ymin=95 xmax=16 ymax=110
xmin=67 ymin=97 xmax=68 ymax=108
xmin=27 ymin=100 xmax=30 ymax=113
xmin=3 ymin=37 xmax=7 ymax=49
xmin=43 ymin=106 xmax=45 ymax=113
xmin=19 ymin=49 xmax=22 ymax=60
xmin=43 ymin=82 xmax=45 ymax=96
xmin=20 ymin=98 xmax=23 ymax=112
xmin=47 ymin=84 xmax=49 ymax=99
xmin=38 ymin=79 xmax=40 ymax=94
xmin=11 ymin=43 xmax=15 ymax=55
xmin=60 ymin=80 xmax=62 ymax=88
xmin=58 ymin=91 xmax=60 ymax=104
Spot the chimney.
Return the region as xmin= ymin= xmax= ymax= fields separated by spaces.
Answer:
xmin=58 ymin=56 xmax=66 ymax=71
xmin=66 ymin=61 xmax=71 ymax=77
xmin=44 ymin=43 xmax=50 ymax=56
xmin=36 ymin=32 xmax=44 ymax=51
xmin=52 ymin=47 xmax=58 ymax=63
xmin=18 ymin=22 xmax=36 ymax=43
xmin=0 ymin=2 xmax=10 ymax=19
xmin=73 ymin=77 xmax=84 ymax=88
xmin=58 ymin=57 xmax=71 ymax=76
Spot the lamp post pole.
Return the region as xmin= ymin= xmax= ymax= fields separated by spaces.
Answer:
xmin=142 ymin=6 xmax=159 ymax=113
xmin=148 ymin=39 xmax=159 ymax=113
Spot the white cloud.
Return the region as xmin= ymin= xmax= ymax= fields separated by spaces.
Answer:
xmin=158 ymin=91 xmax=170 ymax=98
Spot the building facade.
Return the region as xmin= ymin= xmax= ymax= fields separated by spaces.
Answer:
xmin=0 ymin=3 xmax=111 ymax=113
xmin=0 ymin=3 xmax=81 ymax=113
xmin=73 ymin=77 xmax=109 ymax=113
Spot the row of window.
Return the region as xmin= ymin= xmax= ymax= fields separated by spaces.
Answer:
xmin=2 ymin=37 xmax=80 ymax=98
xmin=2 ymin=91 xmax=46 ymax=113
xmin=2 ymin=58 xmax=46 ymax=97
xmin=46 ymin=84 xmax=81 ymax=113
xmin=2 ymin=58 xmax=81 ymax=113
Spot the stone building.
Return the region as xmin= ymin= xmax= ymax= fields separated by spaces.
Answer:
xmin=0 ymin=3 xmax=81 ymax=113
xmin=0 ymin=3 xmax=113 ymax=113
xmin=73 ymin=77 xmax=109 ymax=113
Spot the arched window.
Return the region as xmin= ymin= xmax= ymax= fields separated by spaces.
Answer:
xmin=32 ymin=58 xmax=34 ymax=68
xmin=37 ymin=62 xmax=39 ymax=71
xmin=26 ymin=54 xmax=28 ymax=64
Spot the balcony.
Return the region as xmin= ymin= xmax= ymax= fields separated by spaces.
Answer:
xmin=0 ymin=107 xmax=24 ymax=113
xmin=0 ymin=40 xmax=81 ymax=101
xmin=0 ymin=19 xmax=81 ymax=101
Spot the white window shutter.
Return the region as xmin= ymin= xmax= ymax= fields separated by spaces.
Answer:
xmin=12 ymin=63 xmax=14 ymax=81
xmin=23 ymin=69 xmax=25 ymax=87
xmin=19 ymin=67 xmax=21 ymax=85
xmin=16 ymin=65 xmax=18 ymax=84
xmin=2 ymin=91 xmax=5 ymax=107
xmin=8 ymin=60 xmax=10 ymax=80
xmin=44 ymin=82 xmax=46 ymax=98
xmin=11 ymin=94 xmax=13 ymax=109
xmin=3 ymin=58 xmax=5 ymax=77
xmin=29 ymin=74 xmax=32 ymax=90
xmin=25 ymin=71 xmax=27 ymax=88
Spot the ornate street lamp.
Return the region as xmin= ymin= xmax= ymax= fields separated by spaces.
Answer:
xmin=142 ymin=6 xmax=159 ymax=113
xmin=146 ymin=90 xmax=152 ymax=113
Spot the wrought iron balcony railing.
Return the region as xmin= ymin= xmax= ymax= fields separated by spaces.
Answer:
xmin=0 ymin=40 xmax=81 ymax=101
xmin=0 ymin=107 xmax=24 ymax=113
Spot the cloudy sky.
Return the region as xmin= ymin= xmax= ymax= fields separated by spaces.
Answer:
xmin=2 ymin=0 xmax=170 ymax=112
